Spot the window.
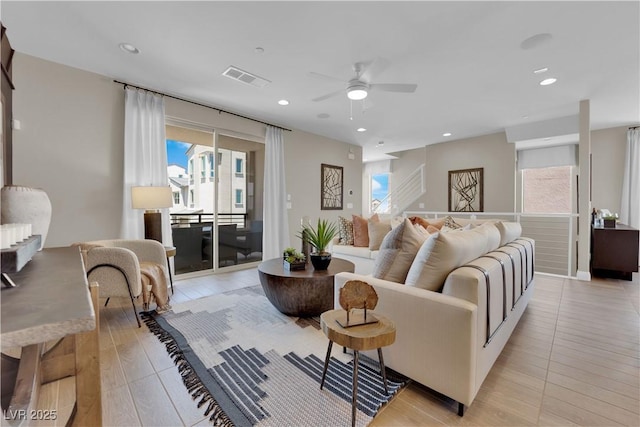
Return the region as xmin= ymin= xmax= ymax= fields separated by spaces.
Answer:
xmin=235 ymin=158 xmax=243 ymax=175
xmin=189 ymin=189 xmax=194 ymax=208
xmin=200 ymin=155 xmax=206 ymax=181
xmin=208 ymin=153 xmax=215 ymax=179
xmin=235 ymin=189 xmax=243 ymax=206
xmin=371 ymin=173 xmax=390 ymax=213
xmin=189 ymin=159 xmax=194 ymax=184
xmin=173 ymin=191 xmax=180 ymax=204
xmin=522 ymin=166 xmax=572 ymax=213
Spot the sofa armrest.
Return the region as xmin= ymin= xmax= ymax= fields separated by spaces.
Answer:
xmin=334 ymin=272 xmax=479 ymax=405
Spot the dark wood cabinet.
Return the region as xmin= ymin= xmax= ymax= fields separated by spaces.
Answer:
xmin=1 ymin=22 xmax=14 ymax=186
xmin=591 ymin=223 xmax=639 ymax=280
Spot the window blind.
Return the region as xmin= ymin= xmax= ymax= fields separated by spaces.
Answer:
xmin=517 ymin=144 xmax=578 ymax=170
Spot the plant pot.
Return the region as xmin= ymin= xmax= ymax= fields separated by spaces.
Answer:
xmin=310 ymin=253 xmax=332 ymax=270
xmin=284 ymin=260 xmax=306 ymax=271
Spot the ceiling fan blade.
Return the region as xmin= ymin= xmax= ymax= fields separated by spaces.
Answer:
xmin=370 ymin=83 xmax=418 ymax=93
xmin=308 ymin=71 xmax=346 ymax=83
xmin=359 ymin=57 xmax=390 ymax=82
xmin=312 ymin=90 xmax=343 ymax=102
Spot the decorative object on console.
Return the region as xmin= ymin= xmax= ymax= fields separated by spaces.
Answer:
xmin=1 ymin=185 xmax=52 ymax=250
xmin=298 ymin=218 xmax=338 ymax=270
xmin=320 ymin=163 xmax=343 ymax=210
xmin=448 ymin=167 xmax=484 ymax=212
xmin=131 ymin=186 xmax=173 ymax=242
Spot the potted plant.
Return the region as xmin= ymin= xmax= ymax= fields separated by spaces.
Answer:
xmin=283 ymin=247 xmax=306 ymax=270
xmin=297 ymin=218 xmax=338 ymax=270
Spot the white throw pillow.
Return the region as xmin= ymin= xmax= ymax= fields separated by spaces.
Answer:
xmin=404 ymin=226 xmax=489 ymax=291
xmin=479 ymin=222 xmax=501 ymax=252
xmin=495 ymin=221 xmax=522 ymax=246
xmin=372 ymin=218 xmax=427 ymax=283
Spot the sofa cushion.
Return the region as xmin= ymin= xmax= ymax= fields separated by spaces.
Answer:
xmin=353 ymin=214 xmax=378 ymax=247
xmin=479 ymin=222 xmax=501 ymax=252
xmin=496 ymin=221 xmax=522 ymax=246
xmin=338 ymin=216 xmax=354 ymax=245
xmin=405 ymin=226 xmax=490 ymax=291
xmin=409 ymin=216 xmax=446 ymax=230
xmin=368 ymin=219 xmax=392 ymax=250
xmin=443 ymin=215 xmax=463 ymax=229
xmin=332 ymin=243 xmax=373 ymax=259
xmin=372 ymin=218 xmax=427 ymax=283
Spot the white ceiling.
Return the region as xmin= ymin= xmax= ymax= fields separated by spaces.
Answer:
xmin=3 ymin=1 xmax=639 ymax=161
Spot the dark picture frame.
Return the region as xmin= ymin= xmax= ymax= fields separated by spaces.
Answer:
xmin=321 ymin=163 xmax=343 ymax=210
xmin=448 ymin=167 xmax=484 ymax=212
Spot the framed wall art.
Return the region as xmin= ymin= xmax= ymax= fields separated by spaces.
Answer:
xmin=321 ymin=163 xmax=343 ymax=210
xmin=448 ymin=167 xmax=484 ymax=212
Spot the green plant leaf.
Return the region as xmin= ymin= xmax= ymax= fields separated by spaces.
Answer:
xmin=296 ymin=218 xmax=338 ymax=254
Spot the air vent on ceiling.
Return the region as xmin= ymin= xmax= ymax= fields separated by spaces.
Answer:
xmin=222 ymin=66 xmax=270 ymax=88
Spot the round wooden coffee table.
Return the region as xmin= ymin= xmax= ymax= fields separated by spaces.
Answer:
xmin=257 ymin=257 xmax=355 ymax=317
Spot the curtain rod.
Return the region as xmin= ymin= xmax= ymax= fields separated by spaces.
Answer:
xmin=113 ymin=80 xmax=292 ymax=132
xmin=630 ymin=125 xmax=639 ymax=129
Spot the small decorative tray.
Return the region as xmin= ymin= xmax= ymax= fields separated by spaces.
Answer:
xmin=1 ymin=235 xmax=42 ymax=274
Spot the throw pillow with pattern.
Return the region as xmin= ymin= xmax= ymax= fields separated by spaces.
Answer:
xmin=338 ymin=216 xmax=354 ymax=245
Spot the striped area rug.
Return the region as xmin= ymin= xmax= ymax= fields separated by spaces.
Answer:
xmin=143 ymin=286 xmax=407 ymax=426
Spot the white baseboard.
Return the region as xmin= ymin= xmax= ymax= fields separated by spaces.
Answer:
xmin=575 ymin=270 xmax=592 ymax=281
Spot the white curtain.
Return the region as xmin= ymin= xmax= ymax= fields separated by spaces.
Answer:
xmin=263 ymin=126 xmax=289 ymax=258
xmin=121 ymin=88 xmax=172 ymax=244
xmin=620 ymin=128 xmax=640 ymax=229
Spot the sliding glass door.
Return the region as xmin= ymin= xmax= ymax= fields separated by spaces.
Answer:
xmin=165 ymin=122 xmax=264 ymax=276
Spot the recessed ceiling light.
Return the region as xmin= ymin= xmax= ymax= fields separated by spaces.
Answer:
xmin=119 ymin=43 xmax=140 ymax=54
xmin=539 ymin=78 xmax=557 ymax=86
xmin=533 ymin=67 xmax=548 ymax=74
xmin=317 ymin=113 xmax=330 ymax=119
xmin=357 ymin=128 xmax=367 ymax=132
xmin=442 ymin=132 xmax=452 ymax=137
xmin=377 ymin=141 xmax=384 ymax=147
xmin=254 ymin=47 xmax=265 ymax=54
xmin=278 ymin=99 xmax=289 ymax=106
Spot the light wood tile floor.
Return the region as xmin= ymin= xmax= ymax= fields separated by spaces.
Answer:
xmin=39 ymin=269 xmax=639 ymax=426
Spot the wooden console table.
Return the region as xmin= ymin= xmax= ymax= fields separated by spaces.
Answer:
xmin=591 ymin=223 xmax=639 ymax=280
xmin=1 ymin=247 xmax=101 ymax=426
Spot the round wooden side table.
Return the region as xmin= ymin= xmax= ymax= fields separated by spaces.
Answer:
xmin=320 ymin=309 xmax=396 ymax=427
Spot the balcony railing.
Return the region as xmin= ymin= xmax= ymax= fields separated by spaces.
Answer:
xmin=169 ymin=213 xmax=261 ymax=275
xmin=170 ymin=212 xmax=247 ymax=228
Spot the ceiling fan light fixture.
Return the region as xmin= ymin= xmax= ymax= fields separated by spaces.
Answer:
xmin=347 ymin=81 xmax=369 ymax=100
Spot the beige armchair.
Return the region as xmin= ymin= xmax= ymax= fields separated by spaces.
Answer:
xmin=77 ymin=239 xmax=170 ymax=327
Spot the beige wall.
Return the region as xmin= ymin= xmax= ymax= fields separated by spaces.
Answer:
xmin=10 ymin=53 xmax=361 ymax=249
xmin=12 ymin=53 xmax=125 ymax=246
xmin=284 ymin=130 xmax=362 ymax=245
xmin=405 ymin=132 xmax=516 ymax=213
xmin=591 ymin=126 xmax=628 ymax=215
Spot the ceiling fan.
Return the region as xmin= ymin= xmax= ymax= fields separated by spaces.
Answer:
xmin=310 ymin=60 xmax=418 ymax=103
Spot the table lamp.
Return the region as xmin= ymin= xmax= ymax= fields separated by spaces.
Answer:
xmin=131 ymin=186 xmax=173 ymax=242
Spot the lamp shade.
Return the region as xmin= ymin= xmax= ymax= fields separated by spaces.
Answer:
xmin=131 ymin=186 xmax=173 ymax=210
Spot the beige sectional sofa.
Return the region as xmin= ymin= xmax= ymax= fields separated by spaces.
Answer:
xmin=333 ymin=218 xmax=535 ymax=416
